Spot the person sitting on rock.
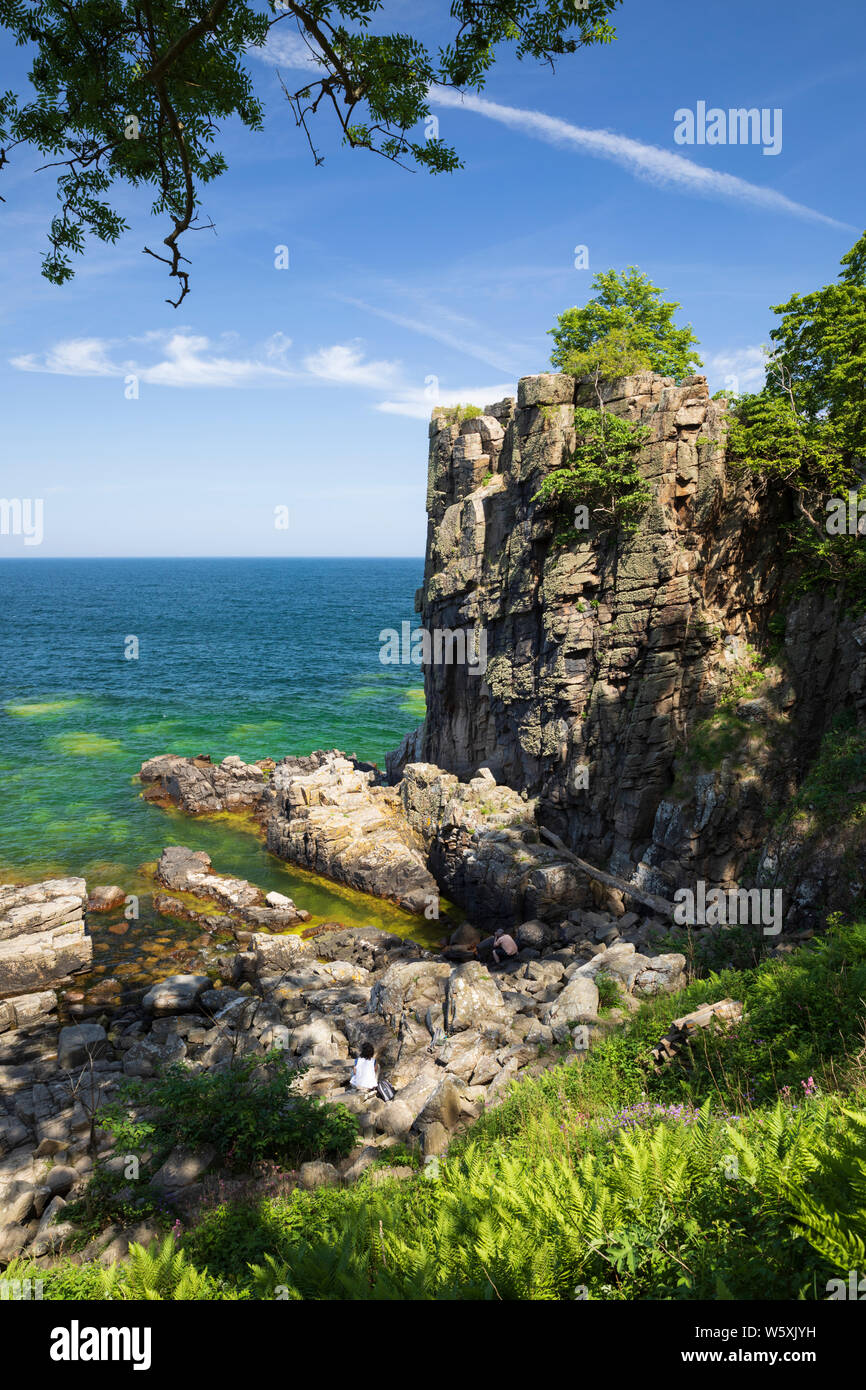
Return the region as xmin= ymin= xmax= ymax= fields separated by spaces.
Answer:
xmin=476 ymin=934 xmax=496 ymax=963
xmin=491 ymin=927 xmax=519 ymax=967
xmin=349 ymin=1041 xmax=379 ymax=1091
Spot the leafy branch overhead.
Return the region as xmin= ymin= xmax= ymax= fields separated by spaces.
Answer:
xmin=0 ymin=0 xmax=622 ymax=305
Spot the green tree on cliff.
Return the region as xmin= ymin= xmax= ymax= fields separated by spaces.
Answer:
xmin=0 ymin=0 xmax=623 ymax=305
xmin=727 ymin=230 xmax=866 ymax=601
xmin=549 ymin=266 xmax=703 ymax=381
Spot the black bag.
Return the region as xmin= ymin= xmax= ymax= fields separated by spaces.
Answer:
xmin=377 ymin=1077 xmax=395 ymax=1102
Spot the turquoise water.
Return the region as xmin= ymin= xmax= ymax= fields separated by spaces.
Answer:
xmin=0 ymin=559 xmax=441 ymax=991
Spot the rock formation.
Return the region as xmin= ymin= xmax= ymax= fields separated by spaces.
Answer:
xmin=396 ymin=371 xmax=866 ymax=925
xmin=266 ymin=754 xmax=438 ymax=913
xmin=0 ymin=880 xmax=92 ymax=1035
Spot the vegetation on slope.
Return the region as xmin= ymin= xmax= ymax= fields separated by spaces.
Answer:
xmin=11 ymin=918 xmax=866 ymax=1300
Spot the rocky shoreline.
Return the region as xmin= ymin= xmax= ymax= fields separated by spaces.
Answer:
xmin=0 ymin=853 xmax=692 ymax=1266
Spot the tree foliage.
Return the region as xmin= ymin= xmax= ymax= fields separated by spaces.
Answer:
xmin=534 ymin=404 xmax=651 ymax=537
xmin=549 ymin=266 xmax=702 ymax=381
xmin=0 ymin=0 xmax=622 ymax=303
xmin=726 ymin=231 xmax=866 ymax=602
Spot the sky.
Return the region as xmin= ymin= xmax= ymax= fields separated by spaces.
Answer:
xmin=0 ymin=0 xmax=863 ymax=557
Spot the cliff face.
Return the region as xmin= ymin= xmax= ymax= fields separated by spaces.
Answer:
xmin=401 ymin=371 xmax=866 ymax=924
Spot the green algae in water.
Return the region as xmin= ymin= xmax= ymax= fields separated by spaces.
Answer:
xmin=400 ymin=688 xmax=426 ymax=718
xmin=0 ymin=559 xmax=435 ymax=978
xmin=225 ymin=719 xmax=286 ymax=743
xmin=49 ymin=732 xmax=124 ymax=757
xmin=4 ymin=698 xmax=86 ymax=718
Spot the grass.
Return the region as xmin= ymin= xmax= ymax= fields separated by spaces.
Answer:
xmin=786 ymin=711 xmax=866 ymax=828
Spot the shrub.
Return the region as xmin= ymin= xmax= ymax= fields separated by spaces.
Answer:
xmin=98 ymin=1052 xmax=359 ymax=1171
xmin=533 ymin=405 xmax=651 ymax=536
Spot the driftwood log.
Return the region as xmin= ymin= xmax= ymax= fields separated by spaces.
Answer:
xmin=538 ymin=827 xmax=675 ymax=920
xmin=651 ymin=998 xmax=744 ymax=1069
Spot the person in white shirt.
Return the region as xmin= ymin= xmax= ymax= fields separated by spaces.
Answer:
xmin=349 ymin=1041 xmax=379 ymax=1091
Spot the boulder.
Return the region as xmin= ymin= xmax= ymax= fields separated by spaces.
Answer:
xmin=266 ymin=754 xmax=439 ymax=913
xmin=142 ymin=974 xmax=210 ymax=1016
xmin=449 ymin=921 xmax=483 ymax=948
xmin=515 ymin=920 xmax=554 ymax=951
xmin=86 ymin=885 xmax=127 ymax=913
xmin=416 ymin=1076 xmax=463 ymax=1131
xmin=140 ymin=754 xmax=267 ymax=814
xmin=572 ymin=943 xmax=686 ymax=998
xmin=299 ymin=1161 xmax=340 ymax=1190
xmin=444 ymin=962 xmax=510 ymax=1032
xmin=369 ymin=960 xmax=451 ymax=1025
xmin=45 ymin=1166 xmax=78 ymax=1198
xmin=57 ymin=1023 xmax=109 ymax=1070
xmin=0 ymin=1223 xmax=29 ymax=1260
xmin=544 ymin=975 xmax=599 ymax=1036
xmin=151 ymin=1146 xmax=216 ymax=1194
xmin=250 ymin=932 xmax=310 ymax=974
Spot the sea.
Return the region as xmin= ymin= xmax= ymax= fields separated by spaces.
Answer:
xmin=0 ymin=558 xmax=440 ymax=996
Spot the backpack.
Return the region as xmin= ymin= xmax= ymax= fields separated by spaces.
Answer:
xmin=377 ymin=1077 xmax=395 ymax=1102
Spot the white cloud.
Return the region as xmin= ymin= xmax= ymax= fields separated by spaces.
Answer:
xmin=705 ymin=345 xmax=768 ymax=392
xmin=11 ymin=337 xmax=120 ymax=377
xmin=11 ymin=331 xmax=404 ymax=393
xmin=430 ymin=89 xmax=854 ymax=230
xmin=11 ymin=332 xmax=296 ymax=388
xmin=252 ymin=29 xmax=326 ymax=72
xmin=139 ymin=332 xmax=298 ymax=388
xmin=377 ymin=382 xmax=516 ymax=420
xmin=11 ymin=329 xmax=510 ymax=417
xmin=303 ymin=342 xmax=402 ymax=389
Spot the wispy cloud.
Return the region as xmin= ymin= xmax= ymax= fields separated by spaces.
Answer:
xmin=377 ymin=381 xmax=515 ymax=420
xmin=253 ymin=28 xmax=326 ymax=72
xmin=11 ymin=337 xmax=120 ymax=378
xmin=13 ymin=331 xmax=298 ymax=389
xmin=340 ymin=295 xmax=526 ymax=377
xmin=9 ymin=329 xmax=505 ymax=417
xmin=303 ymin=342 xmax=402 ymax=390
xmin=430 ymin=89 xmax=854 ymax=230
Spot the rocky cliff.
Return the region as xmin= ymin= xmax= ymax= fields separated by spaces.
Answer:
xmin=397 ymin=370 xmax=866 ymax=927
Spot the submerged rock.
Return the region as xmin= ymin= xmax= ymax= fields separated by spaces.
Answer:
xmin=86 ymin=885 xmax=127 ymax=913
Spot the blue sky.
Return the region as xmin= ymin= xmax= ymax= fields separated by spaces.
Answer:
xmin=0 ymin=0 xmax=863 ymax=557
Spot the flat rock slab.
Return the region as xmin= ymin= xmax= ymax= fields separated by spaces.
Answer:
xmin=142 ymin=974 xmax=210 ymax=1015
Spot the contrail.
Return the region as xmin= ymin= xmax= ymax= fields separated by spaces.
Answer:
xmin=430 ymin=88 xmax=854 ymax=230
